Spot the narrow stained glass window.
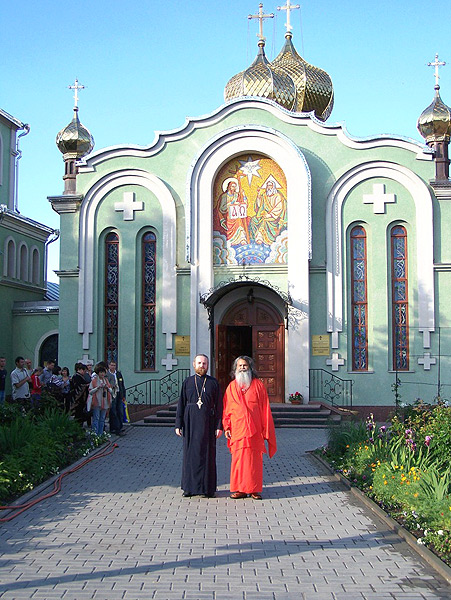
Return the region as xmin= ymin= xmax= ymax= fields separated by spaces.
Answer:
xmin=351 ymin=226 xmax=368 ymax=371
xmin=104 ymin=232 xmax=119 ymax=364
xmin=391 ymin=226 xmax=409 ymax=371
xmin=142 ymin=232 xmax=156 ymax=370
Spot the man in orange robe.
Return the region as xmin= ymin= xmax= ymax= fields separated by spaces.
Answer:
xmin=223 ymin=356 xmax=277 ymax=500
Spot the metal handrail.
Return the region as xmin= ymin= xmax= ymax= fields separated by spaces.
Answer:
xmin=309 ymin=368 xmax=353 ymax=408
xmin=125 ymin=369 xmax=190 ymax=407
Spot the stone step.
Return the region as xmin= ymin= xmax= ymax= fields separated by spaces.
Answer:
xmin=142 ymin=402 xmax=341 ymax=427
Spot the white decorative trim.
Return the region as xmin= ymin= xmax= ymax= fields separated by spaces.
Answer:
xmin=326 ymin=352 xmax=345 ymax=371
xmin=78 ymin=170 xmax=177 ymax=350
xmin=418 ymin=352 xmax=436 ymax=370
xmin=114 ymin=191 xmax=144 ymax=221
xmin=187 ymin=126 xmax=312 ymax=399
xmin=78 ymin=98 xmax=432 ymax=171
xmin=3 ymin=236 xmax=16 ymax=278
xmin=362 ymin=183 xmax=396 ymax=214
xmin=326 ymin=162 xmax=435 ymax=349
xmin=161 ymin=353 xmax=178 ymax=371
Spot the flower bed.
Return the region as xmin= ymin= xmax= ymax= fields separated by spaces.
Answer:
xmin=316 ymin=403 xmax=451 ymax=566
xmin=0 ymin=395 xmax=109 ymax=504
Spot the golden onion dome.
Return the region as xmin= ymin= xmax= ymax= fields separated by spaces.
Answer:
xmin=271 ymin=32 xmax=334 ymax=121
xmin=56 ymin=107 xmax=94 ymax=160
xmin=417 ymin=85 xmax=451 ymax=144
xmin=225 ymin=39 xmax=297 ymax=111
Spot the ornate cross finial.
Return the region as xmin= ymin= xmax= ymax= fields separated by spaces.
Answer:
xmin=248 ymin=3 xmax=274 ymax=42
xmin=277 ymin=0 xmax=300 ymax=33
xmin=428 ymin=54 xmax=446 ymax=87
xmin=68 ymin=78 xmax=86 ymax=109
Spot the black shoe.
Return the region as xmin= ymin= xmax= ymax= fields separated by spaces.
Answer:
xmin=182 ymin=492 xmax=192 ymax=497
xmin=203 ymin=493 xmax=215 ymax=498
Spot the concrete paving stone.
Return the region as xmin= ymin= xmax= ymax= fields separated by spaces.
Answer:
xmin=1 ymin=428 xmax=450 ymax=599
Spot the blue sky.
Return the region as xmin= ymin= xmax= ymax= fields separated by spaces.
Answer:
xmin=2 ymin=0 xmax=450 ymax=281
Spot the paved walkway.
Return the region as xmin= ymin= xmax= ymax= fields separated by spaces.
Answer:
xmin=0 ymin=427 xmax=450 ymax=600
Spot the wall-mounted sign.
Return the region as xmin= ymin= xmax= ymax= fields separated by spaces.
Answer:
xmin=312 ymin=334 xmax=330 ymax=356
xmin=175 ymin=336 xmax=190 ymax=356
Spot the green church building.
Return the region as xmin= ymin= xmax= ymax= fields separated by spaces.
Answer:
xmin=0 ymin=109 xmax=59 ymax=396
xmin=3 ymin=6 xmax=451 ymax=417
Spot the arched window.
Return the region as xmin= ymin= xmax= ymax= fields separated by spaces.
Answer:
xmin=142 ymin=232 xmax=156 ymax=370
xmin=391 ymin=226 xmax=409 ymax=371
xmin=6 ymin=239 xmax=15 ymax=277
xmin=104 ymin=232 xmax=119 ymax=364
xmin=39 ymin=333 xmax=58 ymax=366
xmin=31 ymin=248 xmax=40 ymax=284
xmin=19 ymin=244 xmax=28 ymax=281
xmin=351 ymin=226 xmax=368 ymax=371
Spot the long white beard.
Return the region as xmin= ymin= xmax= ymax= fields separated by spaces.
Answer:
xmin=236 ymin=370 xmax=252 ymax=390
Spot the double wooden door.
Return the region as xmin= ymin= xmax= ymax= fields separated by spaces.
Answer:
xmin=216 ymin=299 xmax=285 ymax=402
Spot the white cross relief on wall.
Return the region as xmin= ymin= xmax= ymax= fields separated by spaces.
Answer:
xmin=114 ymin=192 xmax=144 ymax=221
xmin=78 ymin=354 xmax=94 ymax=366
xmin=363 ymin=183 xmax=396 ymax=214
xmin=418 ymin=352 xmax=436 ymax=371
xmin=162 ymin=353 xmax=178 ymax=371
xmin=326 ymin=352 xmax=345 ymax=372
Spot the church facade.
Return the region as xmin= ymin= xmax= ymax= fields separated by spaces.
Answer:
xmin=47 ymin=25 xmax=451 ymax=414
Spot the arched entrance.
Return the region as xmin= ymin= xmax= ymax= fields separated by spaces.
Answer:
xmin=216 ymin=298 xmax=285 ymax=402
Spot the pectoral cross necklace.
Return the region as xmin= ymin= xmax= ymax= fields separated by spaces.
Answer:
xmin=194 ymin=375 xmax=207 ymax=409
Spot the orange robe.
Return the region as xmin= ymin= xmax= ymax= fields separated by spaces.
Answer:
xmin=223 ymin=378 xmax=277 ymax=493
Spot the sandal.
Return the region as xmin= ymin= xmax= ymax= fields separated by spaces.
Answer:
xmin=230 ymin=491 xmax=247 ymax=499
xmin=251 ymin=493 xmax=262 ymax=500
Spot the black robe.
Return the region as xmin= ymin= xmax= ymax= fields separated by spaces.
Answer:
xmin=175 ymin=374 xmax=222 ymax=496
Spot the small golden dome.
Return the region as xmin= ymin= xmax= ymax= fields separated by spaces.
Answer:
xmin=417 ymin=85 xmax=451 ymax=144
xmin=56 ymin=107 xmax=94 ymax=160
xmin=225 ymin=40 xmax=297 ymax=111
xmin=271 ymin=32 xmax=334 ymax=121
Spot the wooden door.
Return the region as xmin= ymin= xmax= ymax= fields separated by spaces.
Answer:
xmin=253 ymin=325 xmax=283 ymax=402
xmin=216 ymin=298 xmax=285 ymax=402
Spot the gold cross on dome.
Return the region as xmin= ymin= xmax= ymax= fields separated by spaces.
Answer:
xmin=248 ymin=3 xmax=274 ymax=42
xmin=68 ymin=78 xmax=86 ymax=108
xmin=277 ymin=0 xmax=300 ymax=33
xmin=428 ymin=54 xmax=446 ymax=87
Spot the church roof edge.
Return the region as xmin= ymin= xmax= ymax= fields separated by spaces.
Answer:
xmin=77 ymin=97 xmax=432 ymax=172
xmin=0 ymin=108 xmax=25 ymax=130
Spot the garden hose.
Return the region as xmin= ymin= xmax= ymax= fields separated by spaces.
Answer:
xmin=0 ymin=441 xmax=119 ymax=522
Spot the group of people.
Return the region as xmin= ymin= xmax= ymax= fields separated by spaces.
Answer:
xmin=175 ymin=354 xmax=277 ymax=500
xmin=1 ymin=356 xmax=127 ymax=438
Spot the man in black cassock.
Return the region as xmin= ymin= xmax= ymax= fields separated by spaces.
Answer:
xmin=175 ymin=354 xmax=222 ymax=498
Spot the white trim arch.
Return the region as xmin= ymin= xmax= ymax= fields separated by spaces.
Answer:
xmin=79 ymin=169 xmax=177 ymax=350
xmin=187 ymin=125 xmax=312 ymax=399
xmin=3 ymin=236 xmax=16 ymax=277
xmin=326 ymin=161 xmax=435 ymax=350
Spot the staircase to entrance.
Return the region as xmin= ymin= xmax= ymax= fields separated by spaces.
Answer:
xmin=128 ymin=368 xmax=352 ymax=428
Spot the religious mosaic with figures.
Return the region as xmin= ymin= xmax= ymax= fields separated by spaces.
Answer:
xmin=213 ymin=154 xmax=288 ymax=265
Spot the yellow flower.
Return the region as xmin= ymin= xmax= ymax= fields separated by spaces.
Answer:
xmin=384 ymin=481 xmax=388 ymax=485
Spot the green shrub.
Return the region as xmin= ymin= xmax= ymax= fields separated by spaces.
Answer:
xmin=0 ymin=417 xmax=37 ymax=455
xmin=0 ymin=405 xmax=105 ymax=504
xmin=326 ymin=421 xmax=368 ymax=456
